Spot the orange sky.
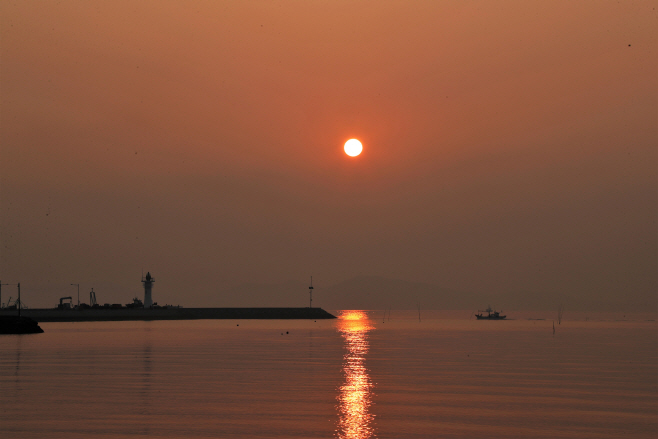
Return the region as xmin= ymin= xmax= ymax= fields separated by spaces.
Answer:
xmin=1 ymin=1 xmax=655 ymax=309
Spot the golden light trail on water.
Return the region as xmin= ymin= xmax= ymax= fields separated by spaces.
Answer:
xmin=336 ymin=311 xmax=375 ymax=439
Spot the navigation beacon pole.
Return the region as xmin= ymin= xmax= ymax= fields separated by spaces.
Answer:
xmin=309 ymin=276 xmax=313 ymax=308
xmin=142 ymin=272 xmax=154 ymax=308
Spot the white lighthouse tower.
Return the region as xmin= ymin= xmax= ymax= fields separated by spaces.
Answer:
xmin=142 ymin=272 xmax=154 ymax=308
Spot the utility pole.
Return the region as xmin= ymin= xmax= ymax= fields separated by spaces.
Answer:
xmin=71 ymin=283 xmax=80 ymax=307
xmin=309 ymin=276 xmax=313 ymax=308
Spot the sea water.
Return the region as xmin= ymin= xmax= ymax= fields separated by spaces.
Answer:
xmin=1 ymin=311 xmax=655 ymax=438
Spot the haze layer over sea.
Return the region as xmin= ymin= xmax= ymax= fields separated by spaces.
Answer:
xmin=1 ymin=311 xmax=655 ymax=438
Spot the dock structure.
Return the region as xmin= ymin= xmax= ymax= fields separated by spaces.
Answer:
xmin=0 ymin=273 xmax=337 ymax=322
xmin=0 ymin=307 xmax=337 ymax=322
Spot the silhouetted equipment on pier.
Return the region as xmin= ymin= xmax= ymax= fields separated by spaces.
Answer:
xmin=58 ymin=297 xmax=73 ymax=310
xmin=126 ymin=297 xmax=144 ymax=308
xmin=4 ymin=283 xmax=27 ymax=314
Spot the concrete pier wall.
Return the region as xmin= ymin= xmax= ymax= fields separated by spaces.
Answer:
xmin=0 ymin=307 xmax=336 ymax=322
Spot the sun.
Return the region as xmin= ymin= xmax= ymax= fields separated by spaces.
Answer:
xmin=344 ymin=139 xmax=363 ymax=157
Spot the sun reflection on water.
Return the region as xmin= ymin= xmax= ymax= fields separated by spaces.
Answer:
xmin=336 ymin=311 xmax=375 ymax=439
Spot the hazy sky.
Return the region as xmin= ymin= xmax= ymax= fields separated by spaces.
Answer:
xmin=1 ymin=1 xmax=655 ymax=308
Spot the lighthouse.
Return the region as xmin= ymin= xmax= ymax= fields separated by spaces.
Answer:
xmin=142 ymin=272 xmax=154 ymax=308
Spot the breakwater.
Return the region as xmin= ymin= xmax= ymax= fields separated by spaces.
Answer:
xmin=0 ymin=316 xmax=44 ymax=334
xmin=0 ymin=307 xmax=336 ymax=322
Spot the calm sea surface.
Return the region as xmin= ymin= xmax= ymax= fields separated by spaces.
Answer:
xmin=1 ymin=311 xmax=656 ymax=438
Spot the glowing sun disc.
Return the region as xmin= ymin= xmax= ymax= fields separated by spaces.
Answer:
xmin=344 ymin=139 xmax=363 ymax=157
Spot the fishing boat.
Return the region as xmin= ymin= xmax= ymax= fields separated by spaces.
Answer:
xmin=475 ymin=305 xmax=506 ymax=320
